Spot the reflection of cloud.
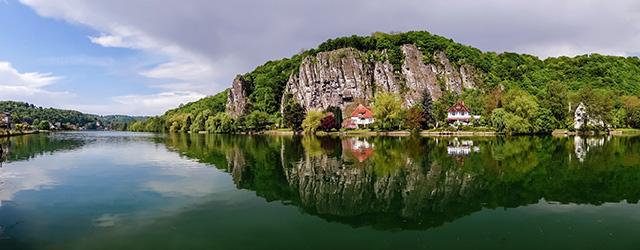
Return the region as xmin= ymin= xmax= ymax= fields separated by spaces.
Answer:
xmin=0 ymin=163 xmax=55 ymax=206
xmin=93 ymin=213 xmax=124 ymax=228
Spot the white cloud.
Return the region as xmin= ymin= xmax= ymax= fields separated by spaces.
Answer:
xmin=88 ymin=34 xmax=132 ymax=48
xmin=112 ymin=91 xmax=205 ymax=110
xmin=0 ymin=61 xmax=61 ymax=88
xmin=0 ymin=61 xmax=74 ymax=106
xmin=140 ymin=61 xmax=217 ymax=83
xmin=67 ymin=91 xmax=205 ymax=116
xmin=17 ymin=0 xmax=640 ymax=115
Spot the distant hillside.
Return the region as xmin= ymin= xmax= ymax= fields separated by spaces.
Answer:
xmin=129 ymin=92 xmax=228 ymax=133
xmin=0 ymin=101 xmax=146 ymax=130
xmin=100 ymin=115 xmax=148 ymax=130
xmin=131 ymin=30 xmax=640 ymax=134
xmin=0 ymin=101 xmax=98 ymax=127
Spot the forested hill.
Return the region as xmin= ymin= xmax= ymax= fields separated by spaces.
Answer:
xmin=130 ymin=30 xmax=640 ymax=134
xmin=0 ymin=101 xmax=145 ymax=130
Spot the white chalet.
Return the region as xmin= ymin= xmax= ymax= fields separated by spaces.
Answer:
xmin=447 ymin=101 xmax=480 ymax=126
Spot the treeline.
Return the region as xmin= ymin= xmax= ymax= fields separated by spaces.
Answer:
xmin=128 ymin=30 xmax=640 ymax=134
xmin=0 ymin=101 xmax=147 ymax=131
xmin=0 ymin=101 xmax=99 ymax=130
xmin=129 ymin=91 xmax=231 ymax=133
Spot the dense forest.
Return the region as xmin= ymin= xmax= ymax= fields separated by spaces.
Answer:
xmin=0 ymin=101 xmax=145 ymax=131
xmin=129 ymin=31 xmax=640 ymax=134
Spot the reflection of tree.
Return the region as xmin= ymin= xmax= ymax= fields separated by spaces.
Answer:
xmin=0 ymin=134 xmax=84 ymax=164
xmin=161 ymin=134 xmax=640 ymax=231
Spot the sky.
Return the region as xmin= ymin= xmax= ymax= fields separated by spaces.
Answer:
xmin=1 ymin=0 xmax=640 ymax=116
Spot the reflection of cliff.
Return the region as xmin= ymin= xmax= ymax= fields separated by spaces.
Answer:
xmin=163 ymin=134 xmax=640 ymax=231
xmin=282 ymin=139 xmax=484 ymax=229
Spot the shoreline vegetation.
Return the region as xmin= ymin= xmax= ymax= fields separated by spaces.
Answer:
xmin=0 ymin=129 xmax=41 ymax=138
xmin=228 ymin=128 xmax=640 ymax=137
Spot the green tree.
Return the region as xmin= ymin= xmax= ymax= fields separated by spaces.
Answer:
xmin=206 ymin=113 xmax=236 ymax=133
xmin=302 ymin=110 xmax=324 ymax=133
xmin=542 ymin=81 xmax=569 ymax=124
xmin=533 ymin=108 xmax=558 ymax=133
xmin=37 ymin=120 xmax=50 ymax=130
xmin=421 ymin=90 xmax=435 ymax=128
xmin=190 ymin=110 xmax=211 ymax=133
xmin=373 ymin=92 xmax=404 ymax=130
xmin=405 ymin=105 xmax=425 ymax=131
xmin=622 ymin=96 xmax=640 ymax=128
xmin=243 ymin=111 xmax=271 ymax=131
xmin=578 ymin=87 xmax=616 ymax=125
xmin=282 ymin=95 xmax=306 ymax=131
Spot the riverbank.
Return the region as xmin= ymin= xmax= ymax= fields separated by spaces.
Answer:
xmin=552 ymin=129 xmax=640 ymax=137
xmin=262 ymin=129 xmax=497 ymax=137
xmin=0 ymin=129 xmax=40 ymax=138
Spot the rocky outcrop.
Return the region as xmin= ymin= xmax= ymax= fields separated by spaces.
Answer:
xmin=283 ymin=48 xmax=374 ymax=112
xmin=283 ymin=44 xmax=480 ymax=112
xmin=225 ymin=75 xmax=249 ymax=118
xmin=373 ymin=58 xmax=398 ymax=93
xmin=401 ymin=44 xmax=442 ymax=105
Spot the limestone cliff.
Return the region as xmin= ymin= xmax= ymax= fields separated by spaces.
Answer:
xmin=225 ymin=75 xmax=249 ymax=118
xmin=282 ymin=44 xmax=480 ymax=112
xmin=283 ymin=48 xmax=374 ymax=112
xmin=225 ymin=44 xmax=481 ymax=115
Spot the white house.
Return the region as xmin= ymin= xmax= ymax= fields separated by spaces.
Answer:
xmin=574 ymin=102 xmax=606 ymax=130
xmin=345 ymin=104 xmax=374 ymax=129
xmin=447 ymin=101 xmax=480 ymax=126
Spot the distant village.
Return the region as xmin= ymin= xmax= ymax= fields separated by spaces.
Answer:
xmin=0 ymin=112 xmax=105 ymax=132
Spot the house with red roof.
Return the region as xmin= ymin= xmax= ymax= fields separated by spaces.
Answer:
xmin=447 ymin=101 xmax=480 ymax=126
xmin=345 ymin=104 xmax=374 ymax=129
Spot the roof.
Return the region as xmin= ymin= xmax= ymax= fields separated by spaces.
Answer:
xmin=448 ymin=101 xmax=470 ymax=113
xmin=351 ymin=104 xmax=373 ymax=119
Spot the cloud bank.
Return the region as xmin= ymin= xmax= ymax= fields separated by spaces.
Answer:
xmin=16 ymin=0 xmax=640 ymax=115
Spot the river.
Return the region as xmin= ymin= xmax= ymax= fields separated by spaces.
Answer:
xmin=0 ymin=132 xmax=639 ymax=249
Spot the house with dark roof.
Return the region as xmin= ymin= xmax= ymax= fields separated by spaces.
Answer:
xmin=344 ymin=104 xmax=374 ymax=129
xmin=447 ymin=101 xmax=480 ymax=126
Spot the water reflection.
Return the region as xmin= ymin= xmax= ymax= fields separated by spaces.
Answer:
xmin=446 ymin=138 xmax=480 ymax=156
xmin=343 ymin=138 xmax=374 ymax=162
xmin=573 ymin=135 xmax=609 ymax=162
xmin=162 ymin=134 xmax=640 ymax=230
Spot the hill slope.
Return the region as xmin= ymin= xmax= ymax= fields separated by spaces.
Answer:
xmin=131 ymin=30 xmax=640 ymax=133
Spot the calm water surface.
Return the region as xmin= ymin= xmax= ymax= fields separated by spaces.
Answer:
xmin=1 ymin=132 xmax=640 ymax=249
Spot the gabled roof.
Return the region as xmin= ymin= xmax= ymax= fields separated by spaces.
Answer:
xmin=351 ymin=104 xmax=373 ymax=119
xmin=448 ymin=101 xmax=470 ymax=113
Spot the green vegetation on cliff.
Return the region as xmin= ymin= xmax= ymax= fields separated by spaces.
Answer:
xmin=130 ymin=30 xmax=640 ymax=134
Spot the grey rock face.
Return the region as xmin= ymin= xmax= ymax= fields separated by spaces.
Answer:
xmin=225 ymin=75 xmax=249 ymax=118
xmin=283 ymin=44 xmax=479 ymax=112
xmin=373 ymin=58 xmax=398 ymax=93
xmin=401 ymin=44 xmax=442 ymax=105
xmin=284 ymin=48 xmax=374 ymax=112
